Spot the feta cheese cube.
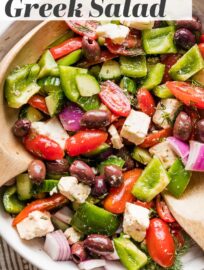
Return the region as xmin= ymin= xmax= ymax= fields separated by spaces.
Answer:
xmin=108 ymin=124 xmax=124 ymax=149
xmin=16 ymin=211 xmax=54 ymax=240
xmin=123 ymin=203 xmax=150 ymax=242
xmin=149 ymin=141 xmax=177 ymax=169
xmin=121 ymin=21 xmax=154 ymax=30
xmin=120 ymin=110 xmax=151 ymax=145
xmin=31 ymin=117 xmax=69 ymax=149
xmin=58 ymin=176 xmax=91 ymax=204
xmin=64 ymin=227 xmax=82 ymax=245
xmin=153 ymin=99 xmax=182 ymax=129
xmin=96 ymin=23 xmax=129 ymax=44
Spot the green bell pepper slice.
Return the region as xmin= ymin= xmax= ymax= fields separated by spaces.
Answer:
xmin=142 ymin=26 xmax=177 ymax=54
xmin=5 ymin=64 xmax=40 ymax=108
xmin=167 ymin=158 xmax=192 ymax=198
xmin=132 ymin=156 xmax=170 ymax=202
xmin=3 ymin=186 xmax=25 ymax=214
xmin=120 ymin=76 xmax=137 ymax=94
xmin=38 ymin=50 xmax=59 ymax=78
xmin=71 ymin=202 xmax=120 ymax=235
xmin=120 ymin=56 xmax=147 ymax=78
xmin=132 ymin=147 xmax=152 ymax=165
xmin=153 ymin=84 xmax=173 ymax=99
xmin=77 ymin=95 xmax=101 ymax=111
xmin=140 ymin=63 xmax=165 ymax=90
xmin=169 ymin=45 xmax=204 ymax=81
xmin=59 ymin=66 xmax=88 ymax=102
xmin=98 ymin=155 xmax=125 ymax=174
xmin=33 ymin=180 xmax=59 ymax=194
xmin=114 ymin=237 xmax=148 ymax=270
xmin=57 ymin=49 xmax=82 ymax=66
xmin=48 ymin=30 xmax=74 ymax=48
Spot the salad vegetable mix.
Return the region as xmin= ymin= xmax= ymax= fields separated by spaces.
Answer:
xmin=3 ymin=18 xmax=204 ymax=269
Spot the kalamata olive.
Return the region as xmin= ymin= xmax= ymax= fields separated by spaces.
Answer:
xmin=71 ymin=242 xmax=87 ymax=264
xmin=28 ymin=160 xmax=46 ymax=184
xmin=46 ymin=159 xmax=69 ymax=175
xmin=176 ymin=16 xmax=202 ymax=32
xmin=173 ymin=112 xmax=192 ymax=141
xmin=104 ymin=165 xmax=123 ymax=187
xmin=116 ymin=147 xmax=135 ymax=171
xmin=70 ymin=160 xmax=95 ymax=186
xmin=174 ymin=28 xmax=196 ymax=50
xmin=82 ymin=36 xmax=101 ymax=62
xmin=196 ymin=119 xmax=204 ymax=143
xmin=12 ymin=119 xmax=31 ymax=137
xmin=84 ymin=234 xmax=114 ymax=256
xmin=80 ymin=110 xmax=111 ymax=129
xmin=91 ymin=175 xmax=108 ymax=197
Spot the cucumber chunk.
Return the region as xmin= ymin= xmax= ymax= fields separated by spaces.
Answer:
xmin=153 ymin=84 xmax=173 ymax=99
xmin=77 ymin=95 xmax=101 ymax=111
xmin=19 ymin=105 xmax=44 ymax=122
xmin=169 ymin=45 xmax=204 ymax=81
xmin=99 ymin=60 xmax=121 ymax=80
xmin=132 ymin=147 xmax=152 ymax=165
xmin=75 ymin=74 xmax=100 ymax=97
xmin=3 ymin=186 xmax=25 ymax=214
xmin=16 ymin=173 xmax=33 ymax=201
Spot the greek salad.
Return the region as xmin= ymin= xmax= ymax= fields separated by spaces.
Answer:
xmin=3 ymin=18 xmax=204 ymax=270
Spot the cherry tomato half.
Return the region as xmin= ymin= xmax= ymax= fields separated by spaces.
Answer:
xmin=137 ymin=88 xmax=156 ymax=117
xmin=200 ymin=34 xmax=204 ymax=43
xmin=156 ymin=195 xmax=176 ymax=223
xmin=28 ymin=95 xmax=48 ymax=114
xmin=161 ymin=54 xmax=180 ymax=83
xmin=139 ymin=128 xmax=172 ymax=148
xmin=146 ymin=218 xmax=176 ymax=268
xmin=198 ymin=43 xmax=204 ymax=58
xmin=24 ymin=134 xmax=64 ymax=160
xmin=166 ymin=81 xmax=204 ymax=109
xmin=66 ymin=130 xmax=108 ymax=156
xmin=66 ymin=20 xmax=99 ymax=39
xmin=104 ymin=169 xmax=143 ymax=214
xmin=99 ymin=81 xmax=131 ymax=117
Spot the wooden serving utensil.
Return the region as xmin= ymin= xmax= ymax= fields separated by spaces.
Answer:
xmin=0 ymin=20 xmax=204 ymax=251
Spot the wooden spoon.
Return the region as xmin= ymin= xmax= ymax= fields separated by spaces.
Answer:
xmin=0 ymin=20 xmax=204 ymax=251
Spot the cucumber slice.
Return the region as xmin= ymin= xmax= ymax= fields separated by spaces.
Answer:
xmin=3 ymin=186 xmax=25 ymax=214
xmin=99 ymin=60 xmax=121 ymax=80
xmin=89 ymin=65 xmax=101 ymax=79
xmin=33 ymin=180 xmax=59 ymax=194
xmin=153 ymin=84 xmax=173 ymax=99
xmin=140 ymin=63 xmax=165 ymax=90
xmin=19 ymin=105 xmax=44 ymax=122
xmin=132 ymin=147 xmax=152 ymax=165
xmin=16 ymin=174 xmax=33 ymax=201
xmin=120 ymin=56 xmax=147 ymax=78
xmin=75 ymin=74 xmax=100 ymax=97
xmin=169 ymin=45 xmax=204 ymax=81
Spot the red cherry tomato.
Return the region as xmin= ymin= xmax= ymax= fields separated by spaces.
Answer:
xmin=134 ymin=200 xmax=154 ymax=210
xmin=200 ymin=35 xmax=204 ymax=43
xmin=28 ymin=95 xmax=48 ymax=114
xmin=78 ymin=50 xmax=118 ymax=68
xmin=66 ymin=130 xmax=108 ymax=156
xmin=99 ymin=81 xmax=131 ymax=117
xmin=198 ymin=43 xmax=204 ymax=58
xmin=104 ymin=169 xmax=143 ymax=214
xmin=12 ymin=194 xmax=67 ymax=226
xmin=139 ymin=128 xmax=172 ymax=148
xmin=166 ymin=81 xmax=204 ymax=109
xmin=24 ymin=134 xmax=64 ymax=160
xmin=161 ymin=54 xmax=180 ymax=83
xmin=50 ymin=37 xmax=83 ymax=60
xmin=137 ymin=88 xmax=156 ymax=116
xmin=146 ymin=218 xmax=176 ymax=268
xmin=156 ymin=195 xmax=176 ymax=223
xmin=106 ymin=30 xmax=143 ymax=56
xmin=66 ymin=20 xmax=99 ymax=39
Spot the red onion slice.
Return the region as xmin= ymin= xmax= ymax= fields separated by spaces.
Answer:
xmin=78 ymin=259 xmax=106 ymax=270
